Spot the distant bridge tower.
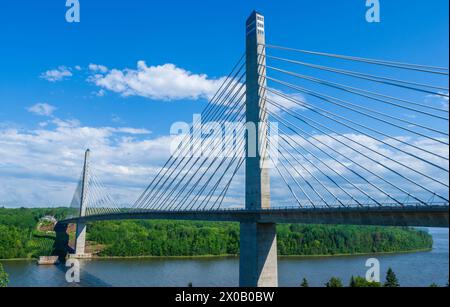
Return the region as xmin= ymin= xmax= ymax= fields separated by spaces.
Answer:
xmin=240 ymin=11 xmax=278 ymax=287
xmin=74 ymin=149 xmax=90 ymax=257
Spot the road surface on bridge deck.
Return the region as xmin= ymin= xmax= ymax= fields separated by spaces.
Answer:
xmin=59 ymin=205 xmax=449 ymax=228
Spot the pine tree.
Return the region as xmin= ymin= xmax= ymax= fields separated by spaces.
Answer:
xmin=349 ymin=276 xmax=381 ymax=287
xmin=350 ymin=276 xmax=356 ymax=287
xmin=0 ymin=263 xmax=8 ymax=287
xmin=300 ymin=278 xmax=309 ymax=287
xmin=325 ymin=277 xmax=343 ymax=288
xmin=384 ymin=268 xmax=400 ymax=287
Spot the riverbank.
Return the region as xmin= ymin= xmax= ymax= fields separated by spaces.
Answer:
xmin=278 ymin=247 xmax=433 ymax=259
xmin=66 ymin=247 xmax=434 ymax=260
xmin=0 ymin=247 xmax=433 ymax=262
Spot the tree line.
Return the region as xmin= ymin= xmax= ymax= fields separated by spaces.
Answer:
xmin=87 ymin=220 xmax=432 ymax=257
xmin=0 ymin=207 xmax=433 ymax=259
xmin=300 ymin=268 xmax=448 ymax=288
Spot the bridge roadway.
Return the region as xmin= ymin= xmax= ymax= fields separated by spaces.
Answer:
xmin=59 ymin=205 xmax=449 ymax=228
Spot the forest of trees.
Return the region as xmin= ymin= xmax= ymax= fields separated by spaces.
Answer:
xmin=0 ymin=207 xmax=67 ymax=259
xmin=0 ymin=208 xmax=433 ymax=259
xmin=87 ymin=220 xmax=433 ymax=257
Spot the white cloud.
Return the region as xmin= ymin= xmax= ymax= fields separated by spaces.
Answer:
xmin=0 ymin=118 xmax=171 ymax=206
xmin=88 ymin=61 xmax=226 ymax=101
xmin=112 ymin=127 xmax=151 ymax=134
xmin=272 ymin=132 xmax=449 ymax=206
xmin=73 ymin=60 xmax=309 ymax=119
xmin=86 ymin=62 xmax=306 ymax=111
xmin=10 ymin=57 xmax=450 ymax=209
xmin=95 ymin=89 xmax=106 ymax=97
xmin=88 ymin=63 xmax=108 ymax=73
xmin=111 ymin=114 xmax=123 ymax=124
xmin=27 ymin=103 xmax=56 ymax=116
xmin=267 ymin=91 xmax=306 ymax=114
xmin=0 ymin=115 xmax=447 ymax=208
xmin=40 ymin=66 xmax=73 ymax=82
xmin=425 ymin=92 xmax=449 ymax=110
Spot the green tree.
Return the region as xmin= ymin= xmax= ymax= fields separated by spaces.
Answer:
xmin=349 ymin=276 xmax=381 ymax=287
xmin=325 ymin=277 xmax=343 ymax=288
xmin=429 ymin=283 xmax=439 ymax=288
xmin=300 ymin=278 xmax=309 ymax=287
xmin=0 ymin=208 xmax=435 ymax=260
xmin=0 ymin=263 xmax=9 ymax=287
xmin=384 ymin=268 xmax=400 ymax=287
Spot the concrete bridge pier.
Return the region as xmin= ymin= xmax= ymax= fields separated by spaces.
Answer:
xmin=53 ymin=221 xmax=88 ymax=259
xmin=74 ymin=222 xmax=87 ymax=256
xmin=240 ymin=222 xmax=278 ymax=287
xmin=72 ymin=149 xmax=90 ymax=258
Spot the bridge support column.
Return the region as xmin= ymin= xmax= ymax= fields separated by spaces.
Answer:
xmin=75 ymin=222 xmax=87 ymax=255
xmin=74 ymin=149 xmax=90 ymax=257
xmin=240 ymin=222 xmax=278 ymax=287
xmin=240 ymin=11 xmax=278 ymax=287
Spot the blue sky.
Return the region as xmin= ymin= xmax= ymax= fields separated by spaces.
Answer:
xmin=0 ymin=0 xmax=448 ymax=206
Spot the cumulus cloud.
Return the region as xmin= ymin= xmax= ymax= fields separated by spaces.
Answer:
xmin=425 ymin=92 xmax=449 ymax=110
xmin=267 ymin=91 xmax=306 ymax=114
xmin=88 ymin=61 xmax=226 ymax=101
xmin=86 ymin=61 xmax=307 ymax=108
xmin=40 ymin=66 xmax=73 ymax=82
xmin=27 ymin=103 xmax=56 ymax=116
xmin=272 ymin=131 xmax=449 ymax=207
xmin=93 ymin=89 xmax=106 ymax=97
xmin=88 ymin=63 xmax=108 ymax=73
xmin=0 ymin=118 xmax=169 ymax=206
xmin=1 ymin=111 xmax=447 ymax=209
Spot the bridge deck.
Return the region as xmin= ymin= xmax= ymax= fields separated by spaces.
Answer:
xmin=59 ymin=205 xmax=449 ymax=228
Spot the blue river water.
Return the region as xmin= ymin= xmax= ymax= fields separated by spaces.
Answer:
xmin=2 ymin=228 xmax=448 ymax=287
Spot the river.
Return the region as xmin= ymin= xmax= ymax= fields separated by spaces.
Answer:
xmin=2 ymin=228 xmax=448 ymax=287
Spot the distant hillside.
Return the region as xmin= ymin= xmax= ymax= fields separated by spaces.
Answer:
xmin=88 ymin=220 xmax=432 ymax=257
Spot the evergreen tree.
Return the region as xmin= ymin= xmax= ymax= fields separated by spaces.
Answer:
xmin=384 ymin=268 xmax=400 ymax=287
xmin=429 ymin=283 xmax=439 ymax=288
xmin=350 ymin=276 xmax=356 ymax=287
xmin=300 ymin=278 xmax=309 ymax=287
xmin=0 ymin=263 xmax=9 ymax=287
xmin=325 ymin=277 xmax=343 ymax=288
xmin=349 ymin=276 xmax=381 ymax=287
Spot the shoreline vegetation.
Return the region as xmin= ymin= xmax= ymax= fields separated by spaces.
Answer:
xmin=0 ymin=207 xmax=433 ymax=260
xmin=0 ymin=247 xmax=433 ymax=262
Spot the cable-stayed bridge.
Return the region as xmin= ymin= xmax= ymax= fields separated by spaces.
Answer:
xmin=56 ymin=11 xmax=449 ymax=287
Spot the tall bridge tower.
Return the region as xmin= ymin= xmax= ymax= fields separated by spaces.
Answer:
xmin=74 ymin=149 xmax=90 ymax=256
xmin=240 ymin=11 xmax=278 ymax=287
